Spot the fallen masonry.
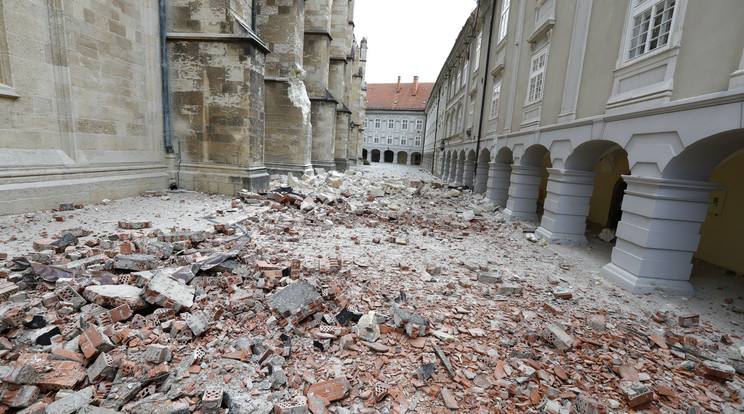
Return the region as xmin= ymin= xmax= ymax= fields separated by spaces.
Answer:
xmin=0 ymin=167 xmax=741 ymax=413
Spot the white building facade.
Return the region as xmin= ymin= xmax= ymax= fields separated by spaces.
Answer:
xmin=425 ymin=0 xmax=744 ymax=295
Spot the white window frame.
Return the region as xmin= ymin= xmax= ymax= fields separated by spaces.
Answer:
xmin=473 ymin=31 xmax=482 ymax=70
xmin=527 ymin=47 xmax=547 ymax=104
xmin=468 ymin=100 xmax=475 ymax=128
xmin=625 ymin=0 xmax=676 ymax=63
xmin=456 ymin=68 xmax=462 ymax=90
xmin=401 ymin=135 xmax=407 ymax=146
xmin=374 ymin=118 xmax=381 ymax=129
xmin=387 ymin=136 xmax=393 ymax=145
xmin=498 ymin=0 xmax=510 ymax=43
xmin=388 ymin=119 xmax=394 ymax=129
xmin=374 ymin=134 xmax=379 ymax=144
xmin=416 ymin=119 xmax=423 ymax=131
xmin=464 ymin=59 xmax=470 ymax=79
xmin=490 ymin=81 xmax=501 ymax=119
xmin=415 ymin=136 xmax=421 ymax=146
xmin=401 ymin=119 xmax=408 ymax=130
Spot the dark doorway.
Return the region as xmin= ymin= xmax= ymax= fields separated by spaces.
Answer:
xmin=371 ymin=150 xmax=381 ymax=162
xmin=607 ymin=178 xmax=627 ymax=229
xmin=362 ymin=149 xmax=368 ymax=160
xmin=384 ymin=150 xmax=394 ymax=163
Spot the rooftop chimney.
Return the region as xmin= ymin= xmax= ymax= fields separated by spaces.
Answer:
xmin=413 ymin=76 xmax=419 ymax=96
xmin=396 ymin=76 xmax=401 ymax=93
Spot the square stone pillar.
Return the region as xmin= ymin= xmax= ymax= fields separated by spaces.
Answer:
xmin=535 ymin=169 xmax=598 ymax=245
xmin=463 ymin=160 xmax=475 ymax=188
xmin=454 ymin=158 xmax=465 ymax=186
xmin=601 ymin=176 xmax=721 ymax=295
xmin=441 ymin=157 xmax=450 ymax=181
xmin=448 ymin=158 xmax=458 ymax=183
xmin=484 ymin=163 xmax=512 ymax=207
xmin=503 ymin=165 xmax=544 ymax=222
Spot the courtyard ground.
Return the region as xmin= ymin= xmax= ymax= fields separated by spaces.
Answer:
xmin=0 ymin=163 xmax=742 ymax=413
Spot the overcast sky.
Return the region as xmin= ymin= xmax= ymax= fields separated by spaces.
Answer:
xmin=354 ymin=0 xmax=477 ymax=84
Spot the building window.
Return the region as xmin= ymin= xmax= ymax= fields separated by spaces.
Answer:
xmin=374 ymin=118 xmax=381 ymax=129
xmin=374 ymin=134 xmax=379 ymax=144
xmin=627 ymin=0 xmax=676 ymax=61
xmin=415 ymin=136 xmax=421 ymax=146
xmin=464 ymin=59 xmax=470 ymax=79
xmin=416 ymin=120 xmax=423 ymax=131
xmin=527 ymin=48 xmax=547 ymax=103
xmin=387 ymin=136 xmax=393 ymax=145
xmin=401 ymin=119 xmax=408 ymax=130
xmin=498 ymin=0 xmax=510 ymax=42
xmin=473 ymin=31 xmax=482 ymax=70
xmin=363 ymin=134 xmax=367 ymax=143
xmin=457 ymin=68 xmax=462 ymax=89
xmin=490 ymin=81 xmax=501 ymax=119
xmin=0 ymin=2 xmax=16 ymax=98
xmin=364 ymin=118 xmax=368 ymax=128
xmin=388 ymin=119 xmax=394 ymax=129
xmin=401 ymin=136 xmax=407 ymax=146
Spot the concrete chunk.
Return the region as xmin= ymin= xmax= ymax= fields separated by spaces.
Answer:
xmin=142 ymin=272 xmax=195 ymax=312
xmin=44 ymin=386 xmax=95 ymax=414
xmin=113 ymin=254 xmax=157 ymax=271
xmin=267 ymin=281 xmax=321 ymax=320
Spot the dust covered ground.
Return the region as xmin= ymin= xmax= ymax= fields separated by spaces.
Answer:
xmin=0 ymin=163 xmax=742 ymax=413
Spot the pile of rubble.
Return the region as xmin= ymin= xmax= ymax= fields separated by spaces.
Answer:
xmin=0 ymin=168 xmax=742 ymax=413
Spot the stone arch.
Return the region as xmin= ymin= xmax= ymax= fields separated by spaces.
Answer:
xmin=411 ymin=152 xmax=422 ymax=165
xmin=520 ymin=144 xmax=550 ymax=167
xmin=662 ymin=129 xmax=744 ymax=181
xmin=485 ymin=147 xmax=513 ymax=206
xmin=463 ymin=149 xmax=477 ymax=188
xmin=495 ymin=147 xmax=513 ymax=164
xmin=383 ymin=150 xmax=394 ymax=163
xmin=397 ymin=151 xmax=408 ymax=165
xmin=474 ymin=148 xmax=491 ymax=194
xmin=454 ymin=149 xmax=466 ymax=186
xmin=371 ymin=149 xmax=381 ymax=163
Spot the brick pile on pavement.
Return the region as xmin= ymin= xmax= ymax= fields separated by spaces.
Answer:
xmin=0 ymin=168 xmax=742 ymax=413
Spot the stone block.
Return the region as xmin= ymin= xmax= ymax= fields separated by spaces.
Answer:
xmin=113 ymin=254 xmax=157 ymax=271
xmin=477 ymin=272 xmax=501 ymax=284
xmin=273 ymin=401 xmax=308 ymax=414
xmin=159 ymin=231 xmax=208 ymax=243
xmin=186 ymin=311 xmax=210 ymax=336
xmin=142 ymin=271 xmax=195 ymax=312
xmin=31 ymin=325 xmax=62 ymax=346
xmin=118 ymin=220 xmax=151 ymax=229
xmin=678 ymin=313 xmax=699 ymax=327
xmin=144 ymin=344 xmax=170 ymax=364
xmin=2 ymin=362 xmax=39 ymax=384
xmin=77 ymin=405 xmax=122 ymax=414
xmin=0 ymin=281 xmax=20 ymax=301
xmin=541 ymin=323 xmax=573 ymax=350
xmin=574 ymin=394 xmax=607 ymax=414
xmin=702 ymin=360 xmax=735 ymax=381
xmin=267 ymin=281 xmax=321 ymax=320
xmin=84 ymin=285 xmax=146 ymax=310
xmin=391 ymin=305 xmax=430 ymax=337
xmin=56 ymin=285 xmax=87 ymax=310
xmin=497 ymin=283 xmax=522 ymax=295
xmin=44 ymin=385 xmax=95 ymax=414
xmin=87 ymin=352 xmax=116 ymax=382
xmin=620 ymin=382 xmax=653 ymax=408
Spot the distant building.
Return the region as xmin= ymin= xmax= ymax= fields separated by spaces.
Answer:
xmin=364 ymin=76 xmax=432 ymax=165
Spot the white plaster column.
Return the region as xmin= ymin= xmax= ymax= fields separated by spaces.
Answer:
xmin=535 ymin=169 xmax=598 ymax=245
xmin=601 ymin=176 xmax=721 ymax=296
xmin=484 ymin=163 xmax=511 ymax=206
xmin=448 ymin=158 xmax=458 ymax=184
xmin=442 ymin=157 xmax=450 ymax=180
xmin=462 ymin=159 xmax=475 ymax=188
xmin=454 ymin=158 xmax=465 ymax=186
xmin=439 ymin=153 xmax=446 ymax=177
xmin=503 ymin=165 xmax=543 ymax=221
xmin=393 ymin=152 xmax=398 ymax=163
xmin=473 ymin=161 xmax=489 ymax=194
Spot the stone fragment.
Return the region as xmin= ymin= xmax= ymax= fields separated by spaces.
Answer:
xmin=145 ymin=344 xmax=170 ymax=363
xmin=361 ymin=341 xmax=389 ymax=353
xmin=78 ymin=325 xmax=114 ymax=358
xmin=142 ymin=272 xmax=195 ymax=312
xmin=678 ymin=313 xmax=699 ymax=327
xmin=273 ymin=401 xmax=308 ymax=414
xmin=113 ymin=254 xmax=157 ymax=271
xmin=575 ymin=394 xmax=607 ymax=414
xmin=56 ymin=285 xmax=87 ymax=310
xmin=541 ymin=323 xmax=573 ymax=350
xmin=84 ymin=285 xmax=146 ymax=310
xmin=307 ymin=394 xmax=328 ymax=414
xmin=432 ymin=330 xmax=455 ymax=343
xmin=620 ymin=382 xmax=653 ymax=408
xmin=440 ymin=388 xmax=458 ymax=409
xmin=87 ymin=352 xmax=116 ymax=382
xmin=3 ymin=384 xmax=40 ymax=408
xmin=186 ymin=311 xmax=210 ymax=336
xmin=0 ymin=281 xmax=20 ymax=301
xmin=587 ymin=314 xmax=606 ymax=331
xmin=702 ymin=360 xmax=736 ymax=381
xmin=44 ymin=386 xmax=95 ymax=414
xmin=159 ymin=231 xmax=208 ymax=243
xmin=2 ymin=362 xmax=39 ymax=384
xmin=118 ymin=220 xmax=151 ymax=229
xmin=553 ymin=290 xmax=573 ymax=299
xmin=31 ymin=325 xmax=62 ymax=346
xmin=51 ymin=233 xmax=78 ymax=252
xmin=598 ymin=228 xmax=615 ymax=242
xmin=477 ymin=272 xmax=501 ymax=284
xmin=353 ymin=312 xmax=380 ymax=342
xmin=77 ymin=406 xmax=122 ymax=414
xmin=497 ymin=283 xmax=522 ymax=295
xmin=432 ymin=343 xmax=455 ymax=377
xmin=267 ymin=281 xmax=321 ymax=321
xmin=391 ymin=305 xmax=430 ymax=337
xmin=306 ymin=378 xmax=350 ymax=402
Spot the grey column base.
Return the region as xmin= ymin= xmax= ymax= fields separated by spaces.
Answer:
xmin=503 ymin=208 xmax=539 ymax=222
xmin=264 ymin=162 xmax=314 ymax=177
xmin=178 ymin=163 xmax=270 ymax=193
xmin=535 ymin=227 xmax=588 ymax=245
xmin=334 ymin=157 xmax=349 ymax=172
xmin=312 ymin=159 xmax=337 ymax=171
xmin=601 ymin=263 xmax=695 ymax=296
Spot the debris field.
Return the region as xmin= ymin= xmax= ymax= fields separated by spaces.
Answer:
xmin=0 ymin=166 xmax=742 ymax=414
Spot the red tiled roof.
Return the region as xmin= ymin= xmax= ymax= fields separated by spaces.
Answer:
xmin=365 ymin=82 xmax=434 ymax=111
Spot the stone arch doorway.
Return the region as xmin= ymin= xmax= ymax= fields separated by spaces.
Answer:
xmin=383 ymin=150 xmax=394 ymax=163
xmin=534 ymin=140 xmax=628 ymax=245
xmin=362 ymin=149 xmax=368 ymax=160
xmin=371 ymin=149 xmax=381 ymax=163
xmin=602 ymin=129 xmax=744 ymax=295
xmin=397 ymin=152 xmax=408 ymax=165
xmin=463 ymin=150 xmax=477 ymax=188
xmin=411 ymin=152 xmax=422 ymax=165
xmin=454 ymin=150 xmax=466 ymax=186
xmin=485 ymin=147 xmax=513 ymax=206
